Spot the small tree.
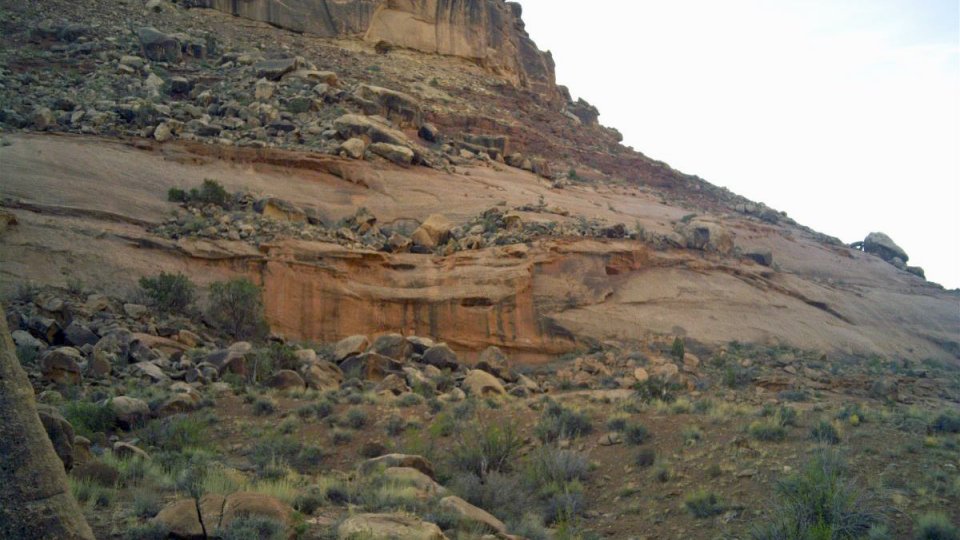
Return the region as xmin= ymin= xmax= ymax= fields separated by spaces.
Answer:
xmin=207 ymin=278 xmax=267 ymax=341
xmin=139 ymin=272 xmax=196 ymax=314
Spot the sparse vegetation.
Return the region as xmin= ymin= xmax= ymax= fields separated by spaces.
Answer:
xmin=685 ymin=490 xmax=724 ymax=518
xmin=534 ymin=401 xmax=594 ymax=442
xmin=168 ymin=179 xmax=230 ymax=207
xmin=913 ymin=512 xmax=959 ymax=540
xmin=207 ymin=278 xmax=267 ymax=341
xmin=138 ymin=272 xmax=196 ymax=314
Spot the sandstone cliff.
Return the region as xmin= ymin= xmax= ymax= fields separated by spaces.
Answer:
xmin=200 ymin=0 xmax=560 ymax=102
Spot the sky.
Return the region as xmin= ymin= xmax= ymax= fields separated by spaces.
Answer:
xmin=518 ymin=0 xmax=960 ymax=289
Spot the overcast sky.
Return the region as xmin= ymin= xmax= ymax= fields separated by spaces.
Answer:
xmin=518 ymin=0 xmax=960 ymax=289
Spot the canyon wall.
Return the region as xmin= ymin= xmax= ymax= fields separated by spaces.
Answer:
xmin=201 ymin=0 xmax=559 ymax=100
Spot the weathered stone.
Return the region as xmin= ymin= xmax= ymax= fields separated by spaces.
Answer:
xmin=438 ymin=495 xmax=506 ymax=534
xmin=679 ymin=219 xmax=734 ymax=256
xmin=1 ymin=306 xmax=95 ymax=539
xmin=63 ymin=322 xmax=98 ymax=348
xmin=39 ymin=347 xmax=83 ymax=385
xmin=340 ymin=352 xmax=402 ymax=382
xmin=254 ymin=57 xmax=300 ymax=80
xmin=333 ymin=114 xmax=412 ymax=148
xmin=302 ymin=360 xmax=343 ymax=391
xmin=369 ymin=142 xmax=414 ymax=166
xmin=338 ymin=513 xmax=446 ymax=540
xmin=745 ymin=250 xmax=773 ymax=267
xmin=461 ymin=369 xmax=506 ymax=397
xmin=220 ymin=492 xmax=293 ymax=532
xmin=335 ymin=335 xmax=369 ymax=361
xmin=267 ymin=369 xmax=305 ymax=391
xmin=376 ymin=373 xmax=410 ymax=395
xmin=420 ymin=344 xmax=459 ymax=370
xmin=355 ymin=84 xmax=422 ymax=127
xmin=359 ymin=454 xmax=436 ymax=479
xmin=411 ymin=214 xmax=452 ymax=249
xmin=254 ymin=77 xmax=275 ymax=100
xmin=109 ymin=396 xmax=149 ymax=429
xmin=37 ymin=405 xmax=76 ymax=471
xmin=130 ymin=361 xmax=170 ymax=383
xmin=340 ymin=137 xmax=366 ymax=159
xmin=863 ymin=232 xmax=909 ymax=263
xmin=137 ymin=27 xmax=181 ymax=63
xmin=368 ymin=333 xmax=413 ymax=361
xmin=113 ymin=442 xmax=150 ymax=461
xmin=254 ymin=197 xmax=307 ymax=223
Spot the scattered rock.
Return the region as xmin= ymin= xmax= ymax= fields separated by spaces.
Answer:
xmin=411 ymin=214 xmax=452 ymax=249
xmin=340 ymin=137 xmax=366 ymax=159
xmin=137 ymin=27 xmax=181 ymax=63
xmin=421 ymin=344 xmax=459 ymax=370
xmin=267 ymin=369 xmax=305 ymax=391
xmin=39 ymin=347 xmax=83 ymax=385
xmin=338 ymin=513 xmax=446 ymax=540
xmin=369 ymin=142 xmax=414 ymax=166
xmin=368 ymin=334 xmax=413 ymax=361
xmin=461 ymin=369 xmax=506 ymax=397
xmin=335 ymin=335 xmax=369 ymax=361
xmin=109 ymin=396 xmax=149 ymax=429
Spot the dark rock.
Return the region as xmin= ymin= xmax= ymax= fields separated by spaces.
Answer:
xmin=368 ymin=333 xmax=413 ymax=361
xmin=745 ymin=250 xmax=773 ymax=267
xmin=63 ymin=322 xmax=98 ymax=348
xmin=421 ymin=344 xmax=459 ymax=370
xmin=340 ymin=352 xmax=403 ymax=382
xmin=255 ymin=57 xmax=299 ymax=81
xmin=137 ymin=27 xmax=182 ymax=63
xmin=418 ymin=123 xmax=440 ymax=143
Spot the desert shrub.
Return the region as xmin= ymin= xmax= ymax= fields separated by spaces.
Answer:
xmin=124 ymin=522 xmax=170 ymax=540
xmin=635 ymin=448 xmax=656 ymax=468
xmin=139 ymin=272 xmax=195 ymax=314
xmin=398 ymin=393 xmax=424 ymax=408
xmin=778 ymin=389 xmax=810 ymax=402
xmin=449 ymin=472 xmax=537 ymax=525
xmin=543 ymin=488 xmax=586 ymax=525
xmin=534 ymin=401 xmax=593 ymax=442
xmin=167 ymin=187 xmax=188 ymax=203
xmin=913 ymin=512 xmax=959 ymax=540
xmin=685 ymin=490 xmax=723 ymax=518
xmin=252 ymin=396 xmax=277 ymax=416
xmin=671 ymin=337 xmax=685 ymax=361
xmin=345 ymin=407 xmax=368 ymax=429
xmin=624 ymin=423 xmax=650 ymax=445
xmin=16 ymin=343 xmax=39 ymax=365
xmin=207 ymin=278 xmax=267 ymax=341
xmin=140 ymin=414 xmax=209 ymax=452
xmin=750 ymin=420 xmax=787 ymax=442
xmin=292 ymin=486 xmax=326 ymax=515
xmin=634 ymin=376 xmax=682 ymax=403
xmin=219 ymin=516 xmax=285 ymax=540
xmin=130 ymin=491 xmax=162 ymax=518
xmin=249 ymin=343 xmax=300 ymax=382
xmin=654 ymin=464 xmax=673 ymax=482
xmin=810 ymin=420 xmax=841 ymax=445
xmin=450 ymin=421 xmax=522 ymax=478
xmin=606 ymin=415 xmax=629 ymax=432
xmin=929 ymin=412 xmax=960 ymax=434
xmin=524 ymin=446 xmax=589 ymax=488
xmin=751 ymin=452 xmax=883 ymax=540
xmin=331 ymin=429 xmax=353 ymax=445
xmin=385 ymin=416 xmax=406 ymax=436
xmin=170 ymin=179 xmax=230 ymax=207
xmin=61 ymin=400 xmax=117 ymax=439
xmin=724 ymin=365 xmax=756 ymax=388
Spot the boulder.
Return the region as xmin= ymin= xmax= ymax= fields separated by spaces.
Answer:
xmin=153 ymin=494 xmax=225 ymax=539
xmin=335 ymin=335 xmax=369 ymax=361
xmin=369 ymin=142 xmax=414 ymax=166
xmin=36 ymin=405 xmax=77 ymax=471
xmin=381 ymin=467 xmax=446 ymax=498
xmin=340 ymin=137 xmax=367 ymax=159
xmin=338 ymin=513 xmax=446 ymax=540
xmin=411 ymin=214 xmax=453 ymax=249
xmin=267 ymin=369 xmax=305 ymax=391
xmin=63 ymin=322 xmax=98 ymax=348
xmin=205 ymin=349 xmax=247 ymax=376
xmin=418 ymin=123 xmax=440 ymax=143
xmin=302 ymin=360 xmax=343 ymax=391
xmin=461 ymin=369 xmax=506 ymax=397
xmin=39 ymin=347 xmax=83 ymax=385
xmin=360 ymin=454 xmax=436 ymax=479
xmin=1 ymin=306 xmax=94 ymax=538
xmin=375 ymin=373 xmax=409 ymax=396
xmin=109 ymin=396 xmax=149 ymax=429
xmin=863 ymin=232 xmax=909 ymax=263
xmin=420 ymin=344 xmax=459 ymax=370
xmin=254 ymin=78 xmax=275 ymax=100
xmin=254 ymin=197 xmax=307 ymax=223
xmin=254 ymin=57 xmax=300 ymax=80
xmin=219 ymin=492 xmax=293 ymax=532
xmin=137 ymin=27 xmax=181 ymax=63
xmin=368 ymin=334 xmax=413 ymax=361
xmin=340 ymin=352 xmax=402 ymax=382
xmin=333 ymin=114 xmax=413 ymax=148
xmin=438 ymin=495 xmax=507 ymax=534
xmin=355 ymin=84 xmax=422 ymax=127
xmin=112 ymin=442 xmax=150 ymax=461
xmin=679 ymin=219 xmax=734 ymax=255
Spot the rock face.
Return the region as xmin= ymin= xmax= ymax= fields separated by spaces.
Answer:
xmin=199 ymin=0 xmax=559 ymax=101
xmin=0 ymin=305 xmax=95 ymax=539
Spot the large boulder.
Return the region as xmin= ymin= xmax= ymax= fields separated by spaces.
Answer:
xmin=438 ymin=495 xmax=507 ymax=534
xmin=137 ymin=27 xmax=181 ymax=63
xmin=333 ymin=114 xmax=413 ymax=148
xmin=335 ymin=335 xmax=369 ymax=361
xmin=411 ymin=214 xmax=453 ymax=250
xmin=39 ymin=347 xmax=83 ymax=385
xmin=340 ymin=352 xmax=403 ymax=382
xmin=421 ymin=344 xmax=459 ymax=370
xmin=369 ymin=142 xmax=414 ymax=166
xmin=368 ymin=333 xmax=413 ymax=361
xmin=267 ymin=369 xmax=306 ymax=391
xmin=337 ymin=513 xmax=447 ymax=540
xmin=461 ymin=369 xmax=506 ymax=397
xmin=355 ymin=84 xmax=422 ymax=127
xmin=254 ymin=57 xmax=300 ymax=80
xmin=109 ymin=396 xmax=149 ymax=429
xmin=36 ymin=405 xmax=77 ymax=471
xmin=154 ymin=492 xmax=292 ymax=538
xmin=0 ymin=304 xmax=95 ymax=539
xmin=863 ymin=232 xmax=909 ymax=263
xmin=360 ymin=454 xmax=436 ymax=479
xmin=254 ymin=197 xmax=307 ymax=223
xmin=679 ymin=219 xmax=734 ymax=256
xmin=302 ymin=360 xmax=343 ymax=391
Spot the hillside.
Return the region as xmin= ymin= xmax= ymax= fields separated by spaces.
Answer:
xmin=0 ymin=1 xmax=957 ymax=539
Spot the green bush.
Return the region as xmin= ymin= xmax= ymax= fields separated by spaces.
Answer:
xmin=930 ymin=412 xmax=960 ymax=434
xmin=913 ymin=512 xmax=959 ymax=540
xmin=167 ymin=187 xmax=188 ymax=203
xmin=207 ymin=278 xmax=267 ymax=341
xmin=633 ymin=376 xmax=682 ymax=403
xmin=450 ymin=421 xmax=522 ymax=478
xmin=124 ymin=522 xmax=170 ymax=540
xmin=685 ymin=490 xmax=723 ymax=518
xmin=751 ymin=452 xmax=883 ymax=540
xmin=61 ymin=401 xmax=117 ymax=439
xmin=635 ymin=448 xmax=656 ymax=468
xmin=523 ymin=446 xmax=588 ymax=488
xmin=671 ymin=337 xmax=685 ymax=361
xmin=624 ymin=423 xmax=650 ymax=445
xmin=810 ymin=420 xmax=841 ymax=445
xmin=750 ymin=420 xmax=787 ymax=442
xmin=724 ymin=365 xmax=756 ymax=388
xmin=139 ymin=272 xmax=195 ymax=314
xmin=345 ymin=407 xmax=368 ymax=429
xmin=140 ymin=414 xmax=209 ymax=452
xmin=534 ymin=401 xmax=593 ymax=442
